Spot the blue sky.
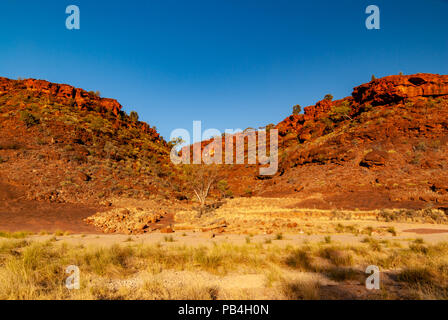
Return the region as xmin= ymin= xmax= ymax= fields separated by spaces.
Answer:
xmin=1 ymin=0 xmax=447 ymax=141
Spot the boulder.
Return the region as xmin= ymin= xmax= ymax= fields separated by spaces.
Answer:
xmin=360 ymin=150 xmax=388 ymax=168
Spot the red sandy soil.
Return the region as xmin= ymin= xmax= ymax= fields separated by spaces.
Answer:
xmin=285 ymin=191 xmax=424 ymax=210
xmin=403 ymin=228 xmax=448 ymax=234
xmin=151 ymin=212 xmax=175 ymax=231
xmin=0 ymin=182 xmax=102 ymax=233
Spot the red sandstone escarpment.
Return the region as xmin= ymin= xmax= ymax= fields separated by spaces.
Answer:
xmin=191 ymin=73 xmax=448 ymax=209
xmin=0 ymin=77 xmax=160 ymax=139
xmin=0 ymin=77 xmax=122 ymax=115
xmin=352 ymin=73 xmax=448 ymax=106
xmin=277 ymin=73 xmax=448 ymax=138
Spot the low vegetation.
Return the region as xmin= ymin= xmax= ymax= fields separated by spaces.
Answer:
xmin=0 ymin=237 xmax=447 ymax=299
xmin=0 ymin=82 xmax=183 ymax=203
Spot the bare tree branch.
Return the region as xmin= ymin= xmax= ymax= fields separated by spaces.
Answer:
xmin=184 ymin=164 xmax=220 ymax=217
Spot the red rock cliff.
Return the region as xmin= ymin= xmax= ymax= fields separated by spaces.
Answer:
xmin=276 ymin=73 xmax=448 ymax=137
xmin=0 ymin=77 xmax=123 ymax=116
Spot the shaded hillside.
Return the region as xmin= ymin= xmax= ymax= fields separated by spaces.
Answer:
xmin=200 ymin=73 xmax=448 ymax=210
xmin=0 ymin=77 xmax=180 ymax=203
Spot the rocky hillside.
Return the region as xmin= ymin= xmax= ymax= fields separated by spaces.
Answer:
xmin=1 ymin=74 xmax=447 ymax=212
xmin=204 ymin=73 xmax=448 ymax=210
xmin=0 ymin=77 xmax=181 ymax=204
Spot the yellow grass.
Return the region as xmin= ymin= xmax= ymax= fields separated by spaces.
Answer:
xmin=174 ymin=197 xmax=448 ymax=235
xmin=0 ymin=237 xmax=447 ymax=299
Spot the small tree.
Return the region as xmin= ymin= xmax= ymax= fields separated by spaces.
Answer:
xmin=20 ymin=110 xmax=39 ymax=127
xmin=329 ymin=101 xmax=352 ymax=121
xmin=168 ymin=136 xmax=184 ymax=149
xmin=371 ymin=75 xmax=376 ymax=81
xmin=324 ymin=94 xmax=333 ymax=101
xmin=217 ymin=179 xmax=233 ymax=198
xmin=292 ymin=104 xmax=302 ymax=115
xmin=129 ymin=111 xmax=139 ymax=122
xmin=184 ymin=164 xmax=220 ymax=217
xmin=89 ymin=90 xmax=101 ymax=97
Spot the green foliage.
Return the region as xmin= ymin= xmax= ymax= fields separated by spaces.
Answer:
xmin=89 ymin=91 xmax=101 ymax=97
xmin=292 ymin=104 xmax=302 ymax=115
xmin=320 ymin=117 xmax=334 ymax=133
xmin=168 ymin=137 xmax=184 ymax=149
xmin=371 ymin=75 xmax=376 ymax=81
xmin=130 ymin=111 xmax=139 ymax=122
xmin=217 ymin=180 xmax=233 ymax=198
xmin=19 ymin=110 xmax=39 ymax=127
xmin=86 ymin=114 xmax=105 ymax=131
xmin=324 ymin=94 xmax=333 ymax=101
xmin=244 ymin=187 xmax=253 ymax=196
xmin=329 ymin=101 xmax=351 ymax=121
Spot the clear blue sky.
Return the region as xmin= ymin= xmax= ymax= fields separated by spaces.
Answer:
xmin=1 ymin=0 xmax=447 ymax=140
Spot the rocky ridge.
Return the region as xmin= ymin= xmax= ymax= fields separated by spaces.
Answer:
xmin=198 ymin=73 xmax=448 ymax=210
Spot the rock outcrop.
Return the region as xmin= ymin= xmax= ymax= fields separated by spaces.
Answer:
xmin=0 ymin=77 xmax=161 ymax=139
xmin=199 ymin=73 xmax=448 ymax=209
xmin=0 ymin=77 xmax=123 ymax=116
xmin=352 ymin=73 xmax=448 ymax=106
xmin=276 ymin=73 xmax=448 ymax=138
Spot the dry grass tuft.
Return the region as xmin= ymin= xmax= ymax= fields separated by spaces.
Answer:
xmin=0 ymin=237 xmax=447 ymax=299
xmin=281 ymin=276 xmax=320 ymax=300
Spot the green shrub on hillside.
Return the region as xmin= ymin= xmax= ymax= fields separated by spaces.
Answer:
xmin=89 ymin=91 xmax=101 ymax=97
xmin=217 ymin=179 xmax=233 ymax=198
xmin=130 ymin=111 xmax=139 ymax=122
xmin=292 ymin=105 xmax=302 ymax=115
xmin=19 ymin=110 xmax=39 ymax=127
xmin=329 ymin=101 xmax=351 ymax=121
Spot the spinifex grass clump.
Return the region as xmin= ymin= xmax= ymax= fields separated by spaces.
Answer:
xmin=0 ymin=236 xmax=447 ymax=299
